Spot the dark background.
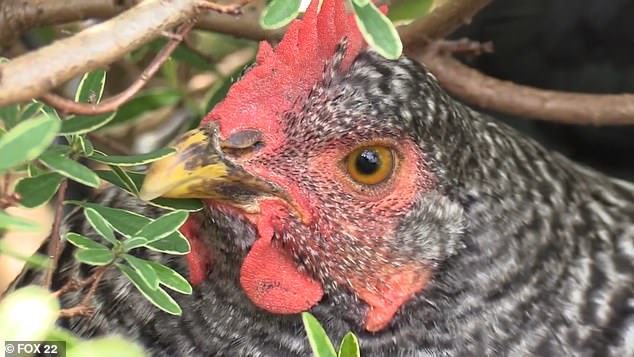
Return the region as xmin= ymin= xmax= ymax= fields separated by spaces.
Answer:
xmin=454 ymin=0 xmax=634 ymax=180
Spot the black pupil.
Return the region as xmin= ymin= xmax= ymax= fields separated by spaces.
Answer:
xmin=355 ymin=149 xmax=381 ymax=175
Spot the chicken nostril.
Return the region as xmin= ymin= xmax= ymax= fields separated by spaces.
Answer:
xmin=221 ymin=129 xmax=264 ymax=158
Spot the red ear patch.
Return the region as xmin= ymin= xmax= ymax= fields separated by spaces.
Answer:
xmin=240 ymin=223 xmax=323 ymax=314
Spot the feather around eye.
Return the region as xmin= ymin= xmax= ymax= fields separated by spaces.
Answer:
xmin=346 ymin=145 xmax=395 ymax=185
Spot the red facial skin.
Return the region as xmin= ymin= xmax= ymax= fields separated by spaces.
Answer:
xmin=181 ymin=0 xmax=432 ymax=332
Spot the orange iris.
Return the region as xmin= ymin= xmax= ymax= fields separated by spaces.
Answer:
xmin=346 ymin=146 xmax=394 ymax=185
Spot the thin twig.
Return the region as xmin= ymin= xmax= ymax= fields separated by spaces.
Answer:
xmin=44 ymin=179 xmax=68 ymax=289
xmin=420 ymin=41 xmax=634 ymax=125
xmin=39 ymin=22 xmax=195 ymax=116
xmin=52 ymin=272 xmax=99 ymax=298
xmin=197 ymin=0 xmax=251 ymax=15
xmin=58 ymin=266 xmax=107 ymax=318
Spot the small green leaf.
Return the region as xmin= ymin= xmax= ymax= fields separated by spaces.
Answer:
xmin=39 ymin=103 xmax=61 ymax=121
xmin=75 ymin=69 xmax=107 ymax=103
xmin=66 ymin=232 xmax=109 ymax=250
xmin=59 ymin=113 xmax=116 ymax=135
xmin=108 ymin=88 xmax=182 ymax=127
xmin=39 ymin=153 xmax=100 ymax=188
xmin=0 ymin=210 xmax=39 ymax=231
xmin=302 ymin=312 xmax=337 ymax=357
xmin=146 ymin=261 xmax=192 ymax=294
xmin=75 ymin=248 xmax=114 ymax=266
xmin=0 ymin=103 xmax=20 ymax=129
xmin=148 ymin=197 xmax=204 ymax=212
xmin=108 ymin=166 xmax=139 ymax=194
xmin=352 ymin=0 xmax=370 ymax=6
xmin=84 ymin=207 xmax=117 ymax=245
xmin=388 ymin=0 xmax=433 ymax=25
xmin=118 ymin=264 xmax=182 ymax=315
xmin=135 ymin=210 xmax=188 ymax=243
xmin=27 ymin=162 xmax=47 ymax=177
xmin=0 ymin=286 xmax=60 ymax=342
xmin=144 ymin=233 xmax=190 ymax=255
xmin=0 ymin=115 xmax=60 ymax=173
xmin=352 ymin=1 xmax=403 ymax=60
xmin=67 ymin=336 xmax=145 ymax=357
xmin=338 ymin=332 xmax=360 ymax=357
xmin=78 ymin=135 xmax=94 ymax=156
xmin=14 ymin=172 xmax=64 ymax=207
xmin=123 ymin=254 xmax=159 ymax=290
xmin=260 ymin=0 xmax=302 ymax=29
xmin=122 ymin=237 xmax=150 ymax=251
xmin=88 ymin=147 xmax=176 ymax=166
xmin=20 ymin=101 xmax=45 ymax=121
xmin=66 ymin=201 xmax=191 ymax=255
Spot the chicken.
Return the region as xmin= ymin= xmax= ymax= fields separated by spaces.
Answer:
xmin=12 ymin=0 xmax=634 ymax=355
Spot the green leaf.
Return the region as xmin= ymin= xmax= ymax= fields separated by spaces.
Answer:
xmin=78 ymin=135 xmax=95 ymax=156
xmin=27 ymin=162 xmax=47 ymax=177
xmin=75 ymin=69 xmax=107 ymax=103
xmin=66 ymin=232 xmax=110 ymax=250
xmin=118 ymin=264 xmax=182 ymax=315
xmin=84 ymin=207 xmax=117 ymax=245
xmin=135 ymin=210 xmax=188 ymax=243
xmin=0 ymin=115 xmax=61 ymax=174
xmin=352 ymin=0 xmax=370 ymax=6
xmin=0 ymin=210 xmax=39 ymax=231
xmin=146 ymin=261 xmax=192 ymax=294
xmin=338 ymin=332 xmax=360 ymax=357
xmin=14 ymin=172 xmax=64 ymax=207
xmin=20 ymin=101 xmax=45 ymax=121
xmin=88 ymin=147 xmax=176 ymax=166
xmin=66 ymin=201 xmax=191 ymax=255
xmin=0 ymin=286 xmax=60 ymax=342
xmin=145 ymin=233 xmax=190 ymax=255
xmin=122 ymin=236 xmax=150 ymax=251
xmin=0 ymin=103 xmax=20 ymax=129
xmin=352 ymin=1 xmax=403 ymax=60
xmin=75 ymin=248 xmax=114 ymax=266
xmin=39 ymin=152 xmax=100 ymax=188
xmin=95 ymin=170 xmax=203 ymax=211
xmin=108 ymin=88 xmax=182 ymax=127
xmin=302 ymin=312 xmax=337 ymax=357
xmin=59 ymin=112 xmax=116 ymax=135
xmin=39 ymin=103 xmax=61 ymax=121
xmin=0 ymin=240 xmax=48 ymax=269
xmin=260 ymin=0 xmax=302 ymax=29
xmin=148 ymin=197 xmax=204 ymax=212
xmin=67 ymin=336 xmax=145 ymax=357
xmin=388 ymin=0 xmax=433 ymax=25
xmin=123 ymin=254 xmax=159 ymax=290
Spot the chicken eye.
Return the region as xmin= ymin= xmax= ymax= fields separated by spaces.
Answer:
xmin=346 ymin=146 xmax=394 ymax=185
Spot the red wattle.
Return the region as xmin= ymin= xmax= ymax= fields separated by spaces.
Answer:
xmin=240 ymin=237 xmax=324 ymax=314
xmin=180 ymin=215 xmax=213 ymax=286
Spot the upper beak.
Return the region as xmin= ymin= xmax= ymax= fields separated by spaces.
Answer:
xmin=139 ymin=123 xmax=284 ymax=214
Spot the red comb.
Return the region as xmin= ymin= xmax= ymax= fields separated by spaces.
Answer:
xmin=201 ymin=0 xmax=366 ymax=145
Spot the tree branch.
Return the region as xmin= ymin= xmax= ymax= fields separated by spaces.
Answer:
xmin=0 ymin=0 xmax=204 ymax=107
xmin=39 ymin=22 xmax=194 ymax=116
xmin=0 ymin=0 xmax=280 ymax=49
xmin=421 ymin=44 xmax=634 ymax=126
xmin=399 ymin=0 xmax=493 ymax=56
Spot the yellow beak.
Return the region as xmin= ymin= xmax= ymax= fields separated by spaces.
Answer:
xmin=139 ymin=124 xmax=283 ymax=214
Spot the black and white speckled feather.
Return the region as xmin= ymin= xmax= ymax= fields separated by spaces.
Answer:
xmin=12 ymin=49 xmax=634 ymax=356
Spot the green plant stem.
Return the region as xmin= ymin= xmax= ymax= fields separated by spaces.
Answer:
xmin=44 ymin=178 xmax=68 ymax=289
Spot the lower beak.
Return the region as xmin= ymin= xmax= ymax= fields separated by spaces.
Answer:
xmin=139 ymin=124 xmax=282 ymax=213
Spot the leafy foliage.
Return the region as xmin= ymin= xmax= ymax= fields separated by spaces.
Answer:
xmin=0 ymin=1 xmax=426 ymax=352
